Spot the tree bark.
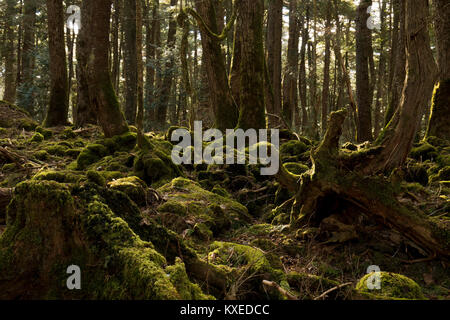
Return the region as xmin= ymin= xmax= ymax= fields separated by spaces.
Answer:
xmin=355 ymin=0 xmax=373 ymax=142
xmin=426 ymin=0 xmax=450 ymax=140
xmin=79 ymin=0 xmax=129 ymax=138
xmin=192 ymin=0 xmax=238 ymax=131
xmin=265 ymin=0 xmax=283 ymax=128
xmin=321 ymin=2 xmax=332 ymax=135
xmin=44 ymin=0 xmax=69 ymax=127
xmin=235 ymin=0 xmax=266 ymax=130
xmin=3 ymin=0 xmax=17 ymax=103
xmin=282 ymin=0 xmax=299 ymax=129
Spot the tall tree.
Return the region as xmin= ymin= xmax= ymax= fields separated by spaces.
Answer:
xmin=355 ymin=0 xmax=373 ymax=142
xmin=321 ymin=2 xmax=332 ymax=135
xmin=78 ymin=0 xmax=129 ymax=137
xmin=155 ymin=0 xmax=178 ymax=127
xmin=44 ymin=0 xmax=69 ymax=127
xmin=282 ymin=0 xmax=299 ymax=129
xmin=235 ymin=0 xmax=266 ymax=130
xmin=123 ymin=0 xmax=138 ymax=125
xmin=17 ymin=0 xmax=37 ymax=113
xmin=265 ymin=0 xmax=283 ymax=128
xmin=426 ymin=0 xmax=450 ymax=140
xmin=3 ymin=0 xmax=17 ymax=103
xmin=190 ymin=0 xmax=238 ymax=131
xmin=385 ymin=0 xmax=405 ymax=125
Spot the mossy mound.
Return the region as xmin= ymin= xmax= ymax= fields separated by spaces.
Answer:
xmin=156 ymin=178 xmax=251 ymax=238
xmin=133 ymin=145 xmax=182 ymax=187
xmin=280 ymin=140 xmax=309 ymax=158
xmin=108 ymin=176 xmax=148 ymax=207
xmin=32 ymin=170 xmax=85 ymax=184
xmin=29 ymin=132 xmax=44 ymax=143
xmin=0 ymin=180 xmax=212 ymax=300
xmin=404 ymin=162 xmax=429 ymax=186
xmin=356 ymin=272 xmax=425 ymax=300
xmin=0 ymin=100 xmax=38 ymax=131
xmin=410 ymin=143 xmax=438 ymax=161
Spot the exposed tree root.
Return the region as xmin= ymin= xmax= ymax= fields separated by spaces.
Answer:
xmin=281 ymin=110 xmax=449 ymax=259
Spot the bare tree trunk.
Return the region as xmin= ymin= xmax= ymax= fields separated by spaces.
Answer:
xmin=17 ymin=0 xmax=37 ymax=114
xmin=3 ymin=0 xmax=17 ymax=103
xmin=355 ymin=0 xmax=373 ymax=142
xmin=321 ymin=2 xmax=332 ymax=135
xmin=235 ymin=0 xmax=266 ymax=130
xmin=80 ymin=0 xmax=129 ymax=138
xmin=265 ymin=0 xmax=283 ymax=128
xmin=426 ymin=0 xmax=450 ymax=140
xmin=123 ymin=0 xmax=138 ymax=125
xmin=44 ymin=0 xmax=69 ymax=127
xmin=282 ymin=0 xmax=299 ymax=129
xmin=155 ymin=0 xmax=178 ymax=128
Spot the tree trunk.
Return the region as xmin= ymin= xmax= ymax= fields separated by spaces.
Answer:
xmin=385 ymin=0 xmax=405 ymax=126
xmin=192 ymin=0 xmax=238 ymax=131
xmin=44 ymin=0 xmax=69 ymax=127
xmin=235 ymin=0 xmax=266 ymax=130
xmin=111 ymin=0 xmax=121 ymax=93
xmin=80 ymin=0 xmax=129 ymax=138
xmin=321 ymin=2 xmax=332 ymax=135
xmin=265 ymin=0 xmax=283 ymax=128
xmin=355 ymin=0 xmax=373 ymax=142
xmin=299 ymin=4 xmax=309 ymax=134
xmin=155 ymin=0 xmax=178 ymax=128
xmin=17 ymin=0 xmax=37 ymax=114
xmin=282 ymin=0 xmax=299 ymax=129
xmin=123 ymin=0 xmax=138 ymax=125
xmin=3 ymin=0 xmax=17 ymax=103
xmin=426 ymin=0 xmax=450 ymax=140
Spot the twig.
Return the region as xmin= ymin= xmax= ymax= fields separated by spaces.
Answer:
xmin=313 ymin=282 xmax=353 ymax=300
xmin=262 ymin=280 xmax=298 ymax=300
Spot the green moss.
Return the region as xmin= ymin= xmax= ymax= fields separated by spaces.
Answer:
xmin=410 ymin=143 xmax=438 ymax=161
xmin=356 ymin=272 xmax=425 ymax=300
xmin=108 ymin=176 xmax=148 ymax=206
xmin=134 ymin=150 xmax=180 ymax=186
xmin=65 ymin=148 xmax=81 ymax=158
xmin=18 ymin=118 xmax=38 ymax=131
xmin=280 ymin=140 xmax=309 ymax=157
xmin=283 ymin=163 xmax=309 ymax=175
xmin=32 ymin=170 xmax=84 ymax=183
xmin=104 ymin=132 xmax=137 ymax=153
xmin=46 ymin=144 xmax=70 ymax=156
xmin=87 ymin=170 xmax=107 ymax=187
xmin=35 ymin=126 xmax=53 ymax=140
xmin=29 ymin=132 xmax=44 ymax=143
xmin=211 ymin=185 xmax=231 ymax=198
xmin=165 ymin=257 xmax=214 ymax=300
xmin=157 ymin=178 xmax=250 ymax=235
xmin=34 ymin=150 xmax=50 ymax=161
xmin=76 ymin=144 xmax=109 ymax=170
xmin=193 ymin=223 xmax=213 ymax=241
xmin=61 ymin=128 xmax=75 ymax=139
xmin=158 ymin=200 xmax=188 ymax=216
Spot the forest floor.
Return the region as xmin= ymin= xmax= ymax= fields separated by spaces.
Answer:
xmin=0 ymin=101 xmax=449 ymax=300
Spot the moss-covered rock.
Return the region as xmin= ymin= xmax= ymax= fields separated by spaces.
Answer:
xmin=108 ymin=176 xmax=148 ymax=206
xmin=156 ymin=178 xmax=250 ymax=237
xmin=29 ymin=132 xmax=44 ymax=143
xmin=133 ymin=149 xmax=181 ymax=187
xmin=35 ymin=126 xmax=53 ymax=140
xmin=32 ymin=170 xmax=84 ymax=184
xmin=34 ymin=150 xmax=50 ymax=161
xmin=76 ymin=144 xmax=109 ymax=170
xmin=281 ymin=140 xmax=309 ymax=157
xmin=404 ymin=162 xmax=429 ymax=186
xmin=410 ymin=143 xmax=438 ymax=161
xmin=356 ymin=272 xmax=426 ymax=300
xmin=86 ymin=170 xmax=107 ymax=187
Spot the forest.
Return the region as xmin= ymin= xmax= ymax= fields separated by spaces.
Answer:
xmin=0 ymin=0 xmax=448 ymax=301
